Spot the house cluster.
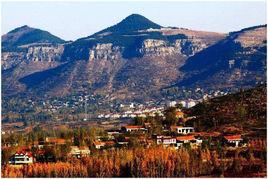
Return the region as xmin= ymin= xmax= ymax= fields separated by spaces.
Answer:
xmin=97 ymin=106 xmax=165 ymax=119
xmin=166 ymin=100 xmax=197 ymax=108
xmin=156 ymin=135 xmax=202 ymax=149
xmin=8 ymin=137 xmax=91 ymax=165
xmin=8 ymin=132 xmax=246 ymax=165
xmin=155 ymin=131 xmax=246 ymax=149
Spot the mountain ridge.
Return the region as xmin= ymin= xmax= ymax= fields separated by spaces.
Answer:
xmin=1 ymin=14 xmax=266 ymax=105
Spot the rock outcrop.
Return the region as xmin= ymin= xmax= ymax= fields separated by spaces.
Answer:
xmin=26 ymin=45 xmax=64 ymax=62
xmin=89 ymin=43 xmax=122 ymax=61
xmin=139 ymin=38 xmax=208 ymax=57
xmin=2 ymin=52 xmax=25 ymax=70
xmin=2 ymin=44 xmax=64 ymax=71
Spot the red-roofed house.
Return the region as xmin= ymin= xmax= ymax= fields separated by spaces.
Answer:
xmin=9 ymin=150 xmax=33 ymax=164
xmin=93 ymin=141 xmax=105 ymax=149
xmin=176 ymin=135 xmax=202 ymax=148
xmin=224 ymin=135 xmax=243 ymax=147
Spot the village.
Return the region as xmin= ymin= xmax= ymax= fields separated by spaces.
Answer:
xmin=5 ymin=108 xmax=251 ymax=166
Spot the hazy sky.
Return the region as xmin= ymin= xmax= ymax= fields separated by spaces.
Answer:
xmin=2 ymin=1 xmax=266 ymax=41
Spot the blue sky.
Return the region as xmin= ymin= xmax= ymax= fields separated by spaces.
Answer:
xmin=2 ymin=1 xmax=266 ymax=41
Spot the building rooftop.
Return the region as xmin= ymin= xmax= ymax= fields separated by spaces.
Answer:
xmin=224 ymin=135 xmax=242 ymax=141
xmin=176 ymin=135 xmax=195 ymax=141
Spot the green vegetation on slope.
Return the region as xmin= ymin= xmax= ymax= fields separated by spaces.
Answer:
xmin=186 ymin=85 xmax=266 ymax=135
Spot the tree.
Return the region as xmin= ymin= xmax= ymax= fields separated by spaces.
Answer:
xmin=164 ymin=107 xmax=177 ymax=126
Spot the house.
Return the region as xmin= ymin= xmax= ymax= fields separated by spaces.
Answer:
xmin=171 ymin=126 xmax=194 ymax=134
xmin=9 ymin=150 xmax=33 ymax=165
xmin=117 ymin=137 xmax=130 ymax=146
xmin=93 ymin=141 xmax=105 ymax=149
xmin=103 ymin=141 xmax=116 ymax=148
xmin=167 ymin=101 xmax=177 ymax=107
xmin=121 ymin=125 xmax=146 ymax=132
xmin=32 ymin=141 xmax=45 ymax=149
xmin=223 ymin=135 xmax=243 ymax=147
xmin=176 ymin=135 xmax=202 ymax=148
xmin=69 ymin=146 xmax=90 ymax=158
xmin=156 ymin=136 xmax=177 ymax=147
xmin=186 ymin=101 xmax=196 ymax=108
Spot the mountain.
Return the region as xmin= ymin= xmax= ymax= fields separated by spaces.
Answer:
xmin=2 ymin=25 xmax=65 ymax=52
xmin=177 ymin=25 xmax=266 ymax=91
xmin=13 ymin=15 xmax=225 ymax=101
xmin=2 ymin=26 xmax=66 ymax=96
xmin=61 ymin=14 xmax=223 ymax=61
xmin=1 ymin=14 xmax=266 ymax=106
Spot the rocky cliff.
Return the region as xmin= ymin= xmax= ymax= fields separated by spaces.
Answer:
xmin=89 ymin=43 xmax=122 ymax=61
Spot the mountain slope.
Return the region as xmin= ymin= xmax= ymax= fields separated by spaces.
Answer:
xmin=1 ymin=26 xmax=66 ymax=96
xmin=177 ymin=25 xmax=266 ymax=90
xmin=12 ymin=15 xmax=225 ymax=101
xmin=186 ymin=85 xmax=266 ymax=136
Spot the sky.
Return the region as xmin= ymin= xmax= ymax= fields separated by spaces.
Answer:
xmin=1 ymin=1 xmax=267 ymax=41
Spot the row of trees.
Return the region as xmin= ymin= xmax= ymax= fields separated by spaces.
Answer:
xmin=2 ymin=146 xmax=266 ymax=177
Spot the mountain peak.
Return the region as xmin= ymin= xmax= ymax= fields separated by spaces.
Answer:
xmin=94 ymin=14 xmax=162 ymax=35
xmin=123 ymin=13 xmax=152 ymax=22
xmin=8 ymin=25 xmax=34 ymax=34
xmin=2 ymin=26 xmax=65 ymax=51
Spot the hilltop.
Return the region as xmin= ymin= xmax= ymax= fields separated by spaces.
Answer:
xmin=2 ymin=25 xmax=65 ymax=52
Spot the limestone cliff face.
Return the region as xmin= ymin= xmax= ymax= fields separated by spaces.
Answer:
xmin=174 ymin=38 xmax=207 ymax=56
xmin=2 ymin=45 xmax=64 ymax=71
xmin=140 ymin=39 xmax=175 ymax=57
xmin=89 ymin=43 xmax=122 ymax=61
xmin=139 ymin=38 xmax=207 ymax=57
xmin=26 ymin=45 xmax=64 ymax=62
xmin=2 ymin=52 xmax=25 ymax=70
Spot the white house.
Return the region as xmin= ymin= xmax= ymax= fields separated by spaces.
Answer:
xmin=178 ymin=101 xmax=187 ymax=108
xmin=171 ymin=126 xmax=195 ymax=134
xmin=69 ymin=146 xmax=90 ymax=158
xmin=156 ymin=136 xmax=177 ymax=147
xmin=167 ymin=101 xmax=177 ymax=107
xmin=186 ymin=101 xmax=196 ymax=108
xmin=9 ymin=151 xmax=33 ymax=165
